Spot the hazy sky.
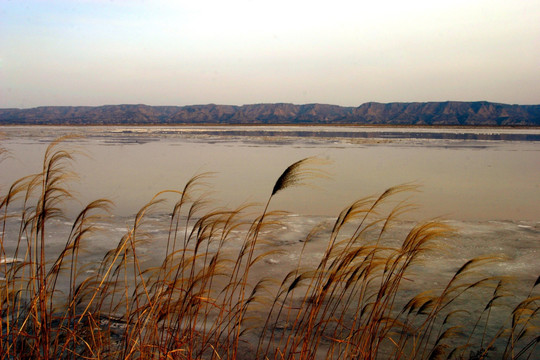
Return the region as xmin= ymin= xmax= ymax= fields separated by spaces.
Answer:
xmin=1 ymin=0 xmax=539 ymax=108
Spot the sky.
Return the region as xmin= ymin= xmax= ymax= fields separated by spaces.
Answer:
xmin=1 ymin=0 xmax=539 ymax=108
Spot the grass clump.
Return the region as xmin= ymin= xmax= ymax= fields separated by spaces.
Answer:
xmin=0 ymin=139 xmax=538 ymax=359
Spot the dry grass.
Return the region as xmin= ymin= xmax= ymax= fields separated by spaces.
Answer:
xmin=0 ymin=139 xmax=538 ymax=359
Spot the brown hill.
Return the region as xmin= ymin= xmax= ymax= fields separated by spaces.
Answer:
xmin=1 ymin=102 xmax=539 ymax=126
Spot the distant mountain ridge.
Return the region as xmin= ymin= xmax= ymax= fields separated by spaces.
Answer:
xmin=1 ymin=101 xmax=539 ymax=126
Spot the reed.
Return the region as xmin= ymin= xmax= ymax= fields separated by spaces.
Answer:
xmin=0 ymin=139 xmax=538 ymax=359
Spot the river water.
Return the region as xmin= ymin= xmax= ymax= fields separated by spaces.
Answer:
xmin=0 ymin=125 xmax=539 ymax=358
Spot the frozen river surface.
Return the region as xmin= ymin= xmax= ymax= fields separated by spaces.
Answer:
xmin=1 ymin=125 xmax=538 ymax=284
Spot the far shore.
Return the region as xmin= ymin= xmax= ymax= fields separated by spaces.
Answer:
xmin=1 ymin=123 xmax=540 ymax=129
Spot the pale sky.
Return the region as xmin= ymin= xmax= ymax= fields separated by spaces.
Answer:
xmin=1 ymin=0 xmax=539 ymax=108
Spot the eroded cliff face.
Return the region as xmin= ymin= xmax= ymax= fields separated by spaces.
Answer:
xmin=350 ymin=101 xmax=540 ymax=126
xmin=1 ymin=101 xmax=539 ymax=126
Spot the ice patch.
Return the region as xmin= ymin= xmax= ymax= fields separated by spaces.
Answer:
xmin=0 ymin=257 xmax=23 ymax=264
